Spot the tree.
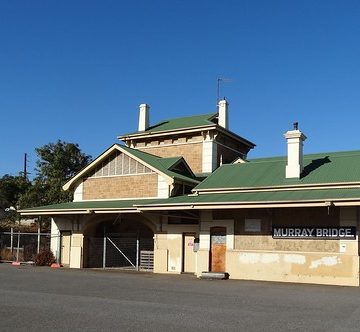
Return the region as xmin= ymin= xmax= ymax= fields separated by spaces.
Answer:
xmin=0 ymin=174 xmax=30 ymax=221
xmin=18 ymin=140 xmax=92 ymax=208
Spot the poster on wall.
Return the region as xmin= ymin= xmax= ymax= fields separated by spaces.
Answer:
xmin=272 ymin=226 xmax=356 ymax=240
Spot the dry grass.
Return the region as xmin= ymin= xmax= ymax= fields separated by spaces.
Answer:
xmin=0 ymin=248 xmax=17 ymax=261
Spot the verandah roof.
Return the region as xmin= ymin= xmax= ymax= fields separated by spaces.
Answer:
xmin=194 ymin=150 xmax=360 ymax=192
xmin=20 ymin=187 xmax=360 ymax=216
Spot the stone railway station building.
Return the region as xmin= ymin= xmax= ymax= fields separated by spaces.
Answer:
xmin=21 ymin=100 xmax=360 ymax=286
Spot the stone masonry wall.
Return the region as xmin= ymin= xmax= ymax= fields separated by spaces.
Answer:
xmin=82 ymin=174 xmax=158 ymax=200
xmin=137 ymin=143 xmax=203 ymax=174
xmin=213 ymin=207 xmax=341 ymax=253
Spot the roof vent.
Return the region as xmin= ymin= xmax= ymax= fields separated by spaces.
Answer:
xmin=284 ymin=122 xmax=307 ymax=179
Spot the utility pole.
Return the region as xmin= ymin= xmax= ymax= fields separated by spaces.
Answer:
xmin=23 ymin=153 xmax=28 ymax=179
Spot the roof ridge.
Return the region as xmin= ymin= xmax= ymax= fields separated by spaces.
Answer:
xmin=119 ymin=112 xmax=218 ymax=138
xmin=158 ymin=112 xmax=216 ymax=122
xmin=248 ymin=149 xmax=360 ymax=163
xmin=304 ymin=150 xmax=360 ymax=158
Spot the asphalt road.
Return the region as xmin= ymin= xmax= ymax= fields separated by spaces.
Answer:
xmin=1 ymin=263 xmax=360 ymax=331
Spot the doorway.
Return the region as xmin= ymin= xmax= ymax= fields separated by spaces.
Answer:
xmin=210 ymin=227 xmax=226 ymax=272
xmin=84 ymin=219 xmax=154 ymax=270
xmin=183 ymin=233 xmax=196 ymax=273
xmin=60 ymin=231 xmax=71 ymax=266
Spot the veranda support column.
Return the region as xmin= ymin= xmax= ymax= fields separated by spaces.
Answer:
xmin=103 ymin=225 xmax=106 ymax=269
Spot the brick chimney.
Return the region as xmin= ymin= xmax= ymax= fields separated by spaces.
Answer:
xmin=284 ymin=122 xmax=307 ymax=179
xmin=138 ymin=103 xmax=150 ymax=131
xmin=218 ymin=99 xmax=229 ymax=129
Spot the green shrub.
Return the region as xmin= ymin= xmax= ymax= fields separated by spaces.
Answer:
xmin=35 ymin=249 xmax=56 ymax=266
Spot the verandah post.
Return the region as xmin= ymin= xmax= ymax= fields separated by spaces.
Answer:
xmin=103 ymin=224 xmax=106 ymax=269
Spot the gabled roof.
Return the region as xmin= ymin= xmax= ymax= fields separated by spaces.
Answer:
xmin=120 ymin=146 xmax=198 ymax=185
xmin=63 ymin=144 xmax=199 ymax=191
xmin=120 ymin=113 xmax=217 ymax=137
xmin=194 ymin=150 xmax=360 ymax=192
xmin=119 ymin=112 xmax=256 ymax=150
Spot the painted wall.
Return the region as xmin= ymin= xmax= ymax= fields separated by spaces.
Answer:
xmin=153 ymin=220 xmax=199 ymax=274
xmin=209 ymin=207 xmax=360 ymax=286
xmin=51 ymin=205 xmax=360 ymax=287
xmin=51 ymin=216 xmax=86 ymax=269
xmin=50 ymin=217 xmax=73 ymax=262
xmin=226 ymin=250 xmax=359 ymax=286
xmin=69 ymin=233 xmax=84 ymax=268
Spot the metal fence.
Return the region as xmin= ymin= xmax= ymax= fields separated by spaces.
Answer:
xmin=86 ymin=235 xmax=154 ymax=271
xmin=0 ymin=229 xmax=51 ymax=263
xmin=0 ymin=230 xmax=154 ymax=269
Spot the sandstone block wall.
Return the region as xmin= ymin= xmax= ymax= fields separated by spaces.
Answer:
xmin=83 ymin=174 xmax=158 ymax=199
xmin=137 ymin=143 xmax=203 ymax=174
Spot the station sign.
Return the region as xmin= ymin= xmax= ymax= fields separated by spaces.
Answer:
xmin=272 ymin=226 xmax=356 ymax=240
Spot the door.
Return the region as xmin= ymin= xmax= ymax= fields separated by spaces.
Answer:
xmin=183 ymin=233 xmax=196 ymax=273
xmin=210 ymin=227 xmax=226 ymax=272
xmin=60 ymin=231 xmax=71 ymax=266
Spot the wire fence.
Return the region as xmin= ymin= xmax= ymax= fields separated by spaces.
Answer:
xmin=0 ymin=229 xmax=51 ymax=263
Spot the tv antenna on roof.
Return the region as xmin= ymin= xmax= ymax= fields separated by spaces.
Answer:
xmin=217 ymin=77 xmax=232 ymax=103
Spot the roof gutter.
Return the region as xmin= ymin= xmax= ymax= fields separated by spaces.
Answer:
xmin=136 ymin=198 xmax=360 ymax=211
xmin=20 ymin=196 xmax=360 ymax=216
xmin=19 ymin=207 xmax=141 ymax=216
xmin=193 ymin=182 xmax=360 ymax=194
xmin=19 ymin=209 xmax=95 ymax=216
xmin=118 ymin=124 xmax=217 ymax=141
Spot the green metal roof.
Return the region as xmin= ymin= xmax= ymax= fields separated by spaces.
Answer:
xmin=121 ymin=113 xmax=217 ymax=136
xmin=140 ymin=188 xmax=360 ymax=206
xmin=20 ymin=187 xmax=360 ymax=214
xmin=195 ymin=150 xmax=360 ymax=191
xmin=119 ymin=145 xmax=198 ymax=185
xmin=157 ymin=156 xmax=183 ymax=169
xmin=20 ymin=199 xmax=153 ymax=213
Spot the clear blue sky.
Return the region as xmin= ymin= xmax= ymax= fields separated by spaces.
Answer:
xmin=1 ymin=0 xmax=360 ymax=177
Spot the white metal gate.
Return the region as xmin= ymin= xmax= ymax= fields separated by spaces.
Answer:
xmin=86 ymin=234 xmax=153 ymax=271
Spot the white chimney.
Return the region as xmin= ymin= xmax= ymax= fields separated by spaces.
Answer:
xmin=218 ymin=99 xmax=229 ymax=129
xmin=284 ymin=122 xmax=307 ymax=179
xmin=138 ymin=103 xmax=150 ymax=131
